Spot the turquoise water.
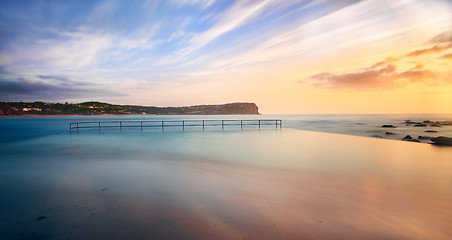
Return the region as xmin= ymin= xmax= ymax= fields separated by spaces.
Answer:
xmin=2 ymin=114 xmax=452 ymax=143
xmin=1 ymin=115 xmax=452 ymax=239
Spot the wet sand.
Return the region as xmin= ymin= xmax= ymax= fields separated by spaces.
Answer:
xmin=1 ymin=129 xmax=451 ymax=239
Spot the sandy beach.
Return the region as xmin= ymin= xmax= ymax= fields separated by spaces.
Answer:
xmin=1 ymin=125 xmax=451 ymax=239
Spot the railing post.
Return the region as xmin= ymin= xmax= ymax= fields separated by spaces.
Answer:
xmin=241 ymin=120 xmax=243 ymax=130
xmin=259 ymin=120 xmax=261 ymax=129
xmin=162 ymin=121 xmax=164 ymax=131
xmin=141 ymin=121 xmax=143 ymax=131
xmin=222 ymin=120 xmax=224 ymax=130
xmin=203 ymin=120 xmax=205 ymax=130
xmin=120 ymin=121 xmax=122 ymax=132
xmin=275 ymin=120 xmax=277 ymax=128
xmin=182 ymin=121 xmax=185 ymax=131
xmin=77 ymin=122 xmax=79 ymax=132
xmin=70 ymin=123 xmax=72 ymax=133
xmin=99 ymin=122 xmax=101 ymax=132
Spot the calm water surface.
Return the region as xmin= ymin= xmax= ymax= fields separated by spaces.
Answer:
xmin=1 ymin=115 xmax=452 ymax=239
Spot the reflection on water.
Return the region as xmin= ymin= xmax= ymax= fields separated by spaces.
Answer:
xmin=0 ymin=116 xmax=452 ymax=239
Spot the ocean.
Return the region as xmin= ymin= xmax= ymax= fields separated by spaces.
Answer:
xmin=1 ymin=114 xmax=452 ymax=239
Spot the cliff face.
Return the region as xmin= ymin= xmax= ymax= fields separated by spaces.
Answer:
xmin=181 ymin=103 xmax=259 ymax=115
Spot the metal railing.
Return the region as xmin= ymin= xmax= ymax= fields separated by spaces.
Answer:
xmin=69 ymin=119 xmax=282 ymax=132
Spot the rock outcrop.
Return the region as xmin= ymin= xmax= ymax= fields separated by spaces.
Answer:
xmin=402 ymin=135 xmax=421 ymax=142
xmin=418 ymin=136 xmax=431 ymax=140
xmin=430 ymin=136 xmax=452 ymax=146
xmin=425 ymin=130 xmax=437 ymax=133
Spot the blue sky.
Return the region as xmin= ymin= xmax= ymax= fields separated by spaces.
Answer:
xmin=1 ymin=0 xmax=451 ymax=113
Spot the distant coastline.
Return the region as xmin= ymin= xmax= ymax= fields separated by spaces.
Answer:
xmin=0 ymin=101 xmax=259 ymax=116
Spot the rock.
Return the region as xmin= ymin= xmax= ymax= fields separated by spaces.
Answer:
xmin=371 ymin=135 xmax=383 ymax=138
xmin=385 ymin=132 xmax=396 ymax=135
xmin=402 ymin=135 xmax=412 ymax=140
xmin=430 ymin=136 xmax=452 ymax=146
xmin=431 ymin=124 xmax=442 ymax=127
xmin=405 ymin=139 xmax=421 ymax=143
xmin=425 ymin=130 xmax=437 ymax=133
xmin=413 ymin=124 xmax=427 ymax=127
xmin=381 ymin=125 xmax=396 ymax=128
xmin=418 ymin=136 xmax=431 ymax=140
xmin=423 ymin=120 xmax=432 ymax=123
xmin=36 ymin=216 xmax=46 ymax=221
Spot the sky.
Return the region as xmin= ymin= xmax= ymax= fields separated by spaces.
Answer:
xmin=0 ymin=0 xmax=451 ymax=114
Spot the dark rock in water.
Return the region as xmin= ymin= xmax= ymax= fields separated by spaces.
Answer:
xmin=430 ymin=136 xmax=452 ymax=146
xmin=431 ymin=124 xmax=442 ymax=127
xmin=101 ymin=187 xmax=108 ymax=192
xmin=36 ymin=216 xmax=46 ymax=221
xmin=413 ymin=124 xmax=427 ymax=127
xmin=402 ymin=135 xmax=421 ymax=142
xmin=404 ymin=120 xmax=421 ymax=125
xmin=371 ymin=135 xmax=383 ymax=138
xmin=356 ymin=123 xmax=364 ymax=125
xmin=385 ymin=132 xmax=396 ymax=135
xmin=402 ymin=135 xmax=412 ymax=140
xmin=425 ymin=130 xmax=437 ymax=133
xmin=423 ymin=120 xmax=432 ymax=123
xmin=418 ymin=136 xmax=431 ymax=140
xmin=381 ymin=125 xmax=396 ymax=128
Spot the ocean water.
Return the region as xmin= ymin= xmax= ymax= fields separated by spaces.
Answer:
xmin=1 ymin=114 xmax=452 ymax=239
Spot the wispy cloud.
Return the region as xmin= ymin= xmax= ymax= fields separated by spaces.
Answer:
xmin=405 ymin=31 xmax=452 ymax=57
xmin=405 ymin=44 xmax=452 ymax=58
xmin=180 ymin=0 xmax=274 ymax=55
xmin=1 ymin=31 xmax=111 ymax=72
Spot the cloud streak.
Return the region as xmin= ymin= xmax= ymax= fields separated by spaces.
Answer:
xmin=180 ymin=0 xmax=274 ymax=56
xmin=310 ymin=64 xmax=437 ymax=90
xmin=405 ymin=31 xmax=452 ymax=57
xmin=0 ymin=78 xmax=124 ymax=102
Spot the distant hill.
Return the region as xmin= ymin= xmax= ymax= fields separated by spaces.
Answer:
xmin=0 ymin=101 xmax=259 ymax=115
